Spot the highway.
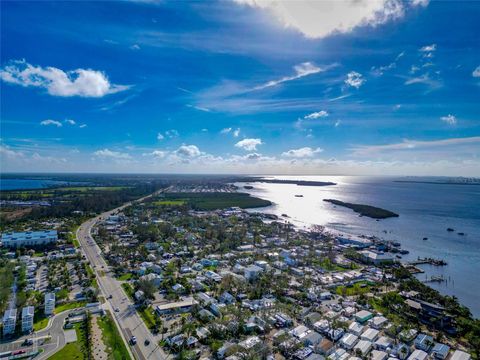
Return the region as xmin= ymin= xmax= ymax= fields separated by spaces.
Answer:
xmin=76 ymin=193 xmax=166 ymax=360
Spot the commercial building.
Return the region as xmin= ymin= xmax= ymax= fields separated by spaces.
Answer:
xmin=21 ymin=306 xmax=34 ymax=333
xmin=45 ymin=292 xmax=55 ymax=316
xmin=2 ymin=308 xmax=17 ymax=336
xmin=1 ymin=230 xmax=58 ymax=248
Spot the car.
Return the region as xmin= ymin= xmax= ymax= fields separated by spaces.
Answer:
xmin=114 ymin=307 xmax=120 ymax=312
xmin=108 ymin=295 xmax=113 ymax=299
xmin=22 ymin=339 xmax=33 ymax=346
xmin=144 ymin=339 xmax=150 ymax=346
xmin=130 ymin=336 xmax=137 ymax=345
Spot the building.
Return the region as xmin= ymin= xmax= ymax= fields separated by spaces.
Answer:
xmin=155 ymin=298 xmax=198 ymax=315
xmin=244 ymin=265 xmax=263 ymax=281
xmin=44 ymin=292 xmax=55 ymax=316
xmin=1 ymin=230 xmax=58 ymax=248
xmin=2 ymin=308 xmax=17 ymax=336
xmin=414 ymin=333 xmax=434 ymax=352
xmin=359 ymin=250 xmax=394 ymax=265
xmin=355 ymin=310 xmax=374 ymax=323
xmin=450 ymin=350 xmax=471 ymax=360
xmin=431 ymin=343 xmax=450 ymax=360
xmin=21 ymin=306 xmax=34 ymax=333
xmin=407 ymin=350 xmax=428 ymax=360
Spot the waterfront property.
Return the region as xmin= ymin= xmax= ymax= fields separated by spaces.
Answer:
xmin=1 ymin=230 xmax=58 ymax=248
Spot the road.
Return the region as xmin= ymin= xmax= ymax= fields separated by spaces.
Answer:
xmin=76 ymin=192 xmax=167 ymax=360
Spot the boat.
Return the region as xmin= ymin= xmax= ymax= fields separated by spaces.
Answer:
xmin=396 ymin=255 xmax=402 ymax=259
xmin=447 ymin=228 xmax=454 ymax=232
xmin=400 ymin=249 xmax=409 ymax=255
xmin=457 ymin=232 xmax=465 ymax=236
xmin=295 ymin=194 xmax=303 ymax=197
xmin=423 ymin=237 xmax=428 ymax=240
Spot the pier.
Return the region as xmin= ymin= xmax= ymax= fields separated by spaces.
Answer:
xmin=408 ymin=257 xmax=448 ymax=266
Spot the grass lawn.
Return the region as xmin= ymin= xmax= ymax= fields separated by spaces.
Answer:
xmin=118 ymin=273 xmax=133 ymax=281
xmin=98 ymin=312 xmax=131 ymax=360
xmin=138 ymin=306 xmax=156 ymax=330
xmin=55 ymin=301 xmax=87 ymax=314
xmin=153 ymin=200 xmax=186 ymax=206
xmin=48 ymin=323 xmax=86 ymax=360
xmin=34 ymin=316 xmax=49 ymax=331
xmin=335 ymin=281 xmax=372 ymax=296
xmin=121 ymin=283 xmax=134 ymax=300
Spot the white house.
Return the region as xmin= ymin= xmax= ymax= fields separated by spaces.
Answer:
xmin=44 ymin=292 xmax=55 ymax=315
xmin=2 ymin=308 xmax=17 ymax=336
xmin=244 ymin=265 xmax=263 ymax=281
xmin=21 ymin=306 xmax=34 ymax=333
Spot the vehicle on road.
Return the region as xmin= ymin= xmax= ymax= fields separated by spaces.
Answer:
xmin=130 ymin=336 xmax=137 ymax=345
xmin=22 ymin=339 xmax=33 ymax=346
xmin=144 ymin=339 xmax=150 ymax=346
xmin=114 ymin=307 xmax=120 ymax=312
xmin=108 ymin=295 xmax=113 ymax=299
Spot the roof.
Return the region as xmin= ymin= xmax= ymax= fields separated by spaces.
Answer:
xmin=407 ymin=350 xmax=428 ymax=360
xmin=156 ymin=298 xmax=197 ymax=311
xmin=450 ymin=350 xmax=471 ymax=360
xmin=22 ymin=306 xmax=34 ymax=317
xmin=3 ymin=308 xmax=17 ymax=321
xmin=45 ymin=292 xmax=55 ymax=301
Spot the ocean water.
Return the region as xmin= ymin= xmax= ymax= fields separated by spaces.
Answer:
xmin=0 ymin=178 xmax=73 ymax=190
xmin=239 ymin=176 xmax=480 ymax=318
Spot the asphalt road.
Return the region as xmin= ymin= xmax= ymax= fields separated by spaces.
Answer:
xmin=76 ymin=192 xmax=167 ymax=360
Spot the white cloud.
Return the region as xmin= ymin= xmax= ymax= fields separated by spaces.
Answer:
xmin=233 ymin=128 xmax=241 ymax=137
xmin=130 ymin=44 xmax=141 ymax=50
xmin=334 ymin=120 xmax=341 ymax=127
xmin=151 ymin=150 xmax=167 ymax=158
xmin=165 ymin=129 xmax=179 ymax=138
xmin=40 ymin=119 xmax=62 ymax=127
xmin=255 ymin=62 xmax=336 ymax=90
xmin=186 ymin=104 xmax=211 ymax=112
xmin=282 ymin=147 xmax=323 ymax=158
xmin=220 ymin=127 xmax=232 ymax=134
xmin=93 ymin=148 xmax=132 ymax=160
xmin=419 ymin=44 xmax=436 ymax=52
xmin=304 ymin=110 xmax=328 ymax=119
xmin=351 ymin=136 xmax=480 ymax=156
xmin=79 ymin=124 xmax=87 ymax=128
xmin=157 ymin=133 xmax=165 ymax=140
xmin=235 ymin=138 xmax=263 ymax=151
xmin=0 ymin=145 xmax=25 ymax=159
xmin=233 ymin=0 xmax=427 ymax=39
xmin=441 ymin=114 xmax=457 ymax=125
xmin=221 ymin=127 xmax=241 ymax=137
xmin=175 ymin=144 xmax=201 ymax=157
xmin=64 ymin=119 xmax=76 ymax=125
xmin=0 ymin=60 xmax=129 ymax=97
xmin=344 ymin=71 xmax=365 ymax=88
xmin=473 ymin=66 xmax=480 ymax=77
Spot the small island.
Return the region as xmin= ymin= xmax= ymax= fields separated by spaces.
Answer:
xmin=323 ymin=199 xmax=399 ymax=219
xmin=255 ymin=179 xmax=336 ymax=186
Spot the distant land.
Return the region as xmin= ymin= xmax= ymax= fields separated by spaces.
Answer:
xmin=323 ymin=199 xmax=399 ymax=219
xmin=252 ymin=178 xmax=336 ymax=186
xmin=395 ymin=180 xmax=480 ymax=185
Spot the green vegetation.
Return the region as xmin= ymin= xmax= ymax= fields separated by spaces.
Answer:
xmin=98 ymin=312 xmax=131 ymax=360
xmin=118 ymin=273 xmax=133 ymax=281
xmin=34 ymin=315 xmax=49 ymax=331
xmin=48 ymin=321 xmax=90 ymax=360
xmin=138 ymin=306 xmax=156 ymax=330
xmin=121 ymin=283 xmax=135 ymax=300
xmin=153 ymin=200 xmax=186 ymax=206
xmin=323 ymin=199 xmax=399 ymax=219
xmin=55 ymin=301 xmax=87 ymax=314
xmin=336 ymin=281 xmax=373 ymax=296
xmin=0 ymin=261 xmax=14 ymax=313
xmin=56 ymin=186 xmax=130 ymax=192
xmin=159 ymin=192 xmax=271 ymax=210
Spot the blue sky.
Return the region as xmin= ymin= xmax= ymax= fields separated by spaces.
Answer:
xmin=1 ymin=0 xmax=479 ymax=175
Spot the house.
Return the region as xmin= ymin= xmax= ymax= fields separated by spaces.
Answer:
xmin=359 ymin=250 xmax=394 ymax=265
xmin=244 ymin=265 xmax=263 ymax=281
xmin=320 ymin=291 xmax=333 ymax=300
xmin=348 ymin=322 xmax=364 ymax=336
xmin=355 ymin=310 xmax=373 ymax=323
xmin=304 ymin=331 xmax=323 ymax=346
xmin=239 ymin=336 xmax=262 ymax=350
xmin=21 ymin=306 xmax=34 ymax=333
xmin=219 ymin=292 xmax=235 ymax=304
xmin=291 ymin=325 xmax=310 ymax=339
xmin=140 ymin=273 xmax=163 ymax=287
xmin=370 ymin=316 xmax=388 ymax=329
xmin=134 ymin=290 xmax=145 ymax=302
xmin=394 ymin=343 xmax=411 ymax=360
xmin=414 ymin=334 xmax=434 ymax=352
xmin=374 ymin=336 xmax=393 ymax=351
xmin=328 ymin=348 xmax=349 ymax=360
xmin=431 ymin=343 xmax=450 ymax=360
xmin=361 ymin=328 xmax=379 ymax=342
xmin=172 ymin=284 xmax=185 ymax=293
xmin=450 ymin=350 xmax=471 ymax=360
xmin=44 ymin=292 xmax=55 ymax=315
xmin=1 ymin=230 xmax=58 ymax=247
xmin=315 ymin=338 xmax=334 ymax=355
xmin=155 ymin=298 xmax=197 ymax=315
xmin=371 ymin=350 xmax=388 ymax=360
xmin=354 ymin=340 xmax=373 ymax=356
xmin=407 ymin=350 xmax=428 ymax=360
xmin=217 ymin=342 xmax=236 ymax=359
xmin=2 ymin=308 xmax=17 ymax=336
xmin=340 ymin=333 xmax=359 ymax=349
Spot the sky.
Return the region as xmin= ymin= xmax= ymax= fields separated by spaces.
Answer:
xmin=1 ymin=0 xmax=479 ymax=176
